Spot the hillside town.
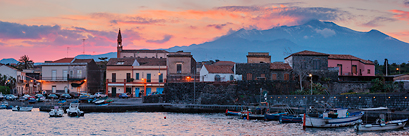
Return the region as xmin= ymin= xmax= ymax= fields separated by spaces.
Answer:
xmin=1 ymin=29 xmax=408 ymax=98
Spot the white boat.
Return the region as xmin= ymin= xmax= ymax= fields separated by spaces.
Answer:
xmin=12 ymin=106 xmax=33 ymax=112
xmin=303 ymin=108 xmax=364 ymax=128
xmin=49 ymin=106 xmax=64 ymax=117
xmin=66 ymin=103 xmax=84 ymax=117
xmin=355 ymin=107 xmax=408 ymax=131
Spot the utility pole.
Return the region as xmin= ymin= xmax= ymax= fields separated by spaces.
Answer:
xmin=82 ymin=39 xmax=85 ymax=54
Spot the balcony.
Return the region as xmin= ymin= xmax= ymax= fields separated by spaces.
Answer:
xmin=42 ymin=76 xmax=86 ymax=81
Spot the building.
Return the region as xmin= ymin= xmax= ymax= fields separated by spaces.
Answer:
xmin=270 ymin=62 xmax=293 ymax=81
xmin=328 ymin=54 xmax=375 ymax=76
xmin=0 ymin=65 xmax=32 ymax=94
xmin=106 ymin=58 xmax=166 ymax=97
xmin=166 ymin=51 xmax=197 ymax=82
xmin=199 ymin=61 xmax=241 ymax=82
xmin=41 ymin=58 xmax=101 ymax=94
xmin=285 ymin=50 xmax=338 ymax=81
xmin=116 ymin=29 xmax=168 ymax=59
xmin=247 ymin=52 xmax=271 ymax=63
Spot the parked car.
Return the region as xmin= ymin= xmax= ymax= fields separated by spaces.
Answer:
xmin=37 ymin=96 xmax=46 ymax=102
xmin=5 ymin=94 xmax=17 ymax=100
xmin=69 ymin=92 xmax=80 ymax=98
xmin=35 ymin=94 xmax=44 ymax=98
xmin=119 ymin=93 xmax=129 ymax=99
xmin=94 ymin=92 xmax=107 ymax=98
xmin=23 ymin=94 xmax=31 ymax=100
xmin=47 ymin=94 xmax=59 ymax=99
xmin=61 ymin=93 xmax=72 ymax=99
xmin=0 ymin=94 xmax=3 ymax=100
xmin=18 ymin=97 xmax=25 ymax=102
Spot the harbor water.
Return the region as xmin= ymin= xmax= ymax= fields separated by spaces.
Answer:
xmin=1 ymin=109 xmax=409 ymax=136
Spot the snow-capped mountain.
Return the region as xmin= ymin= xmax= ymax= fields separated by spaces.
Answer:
xmin=0 ymin=58 xmax=18 ymax=64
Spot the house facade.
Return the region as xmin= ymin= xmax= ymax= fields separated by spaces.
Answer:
xmin=328 ymin=54 xmax=375 ymax=76
xmin=0 ymin=65 xmax=31 ymax=94
xmin=247 ymin=52 xmax=271 ymax=63
xmin=41 ymin=58 xmax=101 ymax=94
xmin=270 ymin=62 xmax=293 ymax=81
xmin=106 ymin=58 xmax=166 ymax=97
xmin=199 ymin=64 xmax=241 ymax=82
xmin=166 ymin=51 xmax=197 ymax=82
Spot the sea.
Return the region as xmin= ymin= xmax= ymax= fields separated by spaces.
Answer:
xmin=1 ymin=109 xmax=408 ymax=136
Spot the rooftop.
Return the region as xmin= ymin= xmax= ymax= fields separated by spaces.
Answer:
xmin=51 ymin=58 xmax=74 ymax=63
xmin=270 ymin=62 xmax=292 ymax=70
xmin=107 ymin=58 xmax=137 ymax=66
xmin=329 ymin=54 xmax=374 ymax=65
xmin=285 ymin=50 xmax=329 ymax=59
xmin=121 ymin=50 xmax=168 ymax=53
xmin=204 ymin=65 xmax=234 ymax=74
xmin=136 ymin=58 xmax=167 ymax=66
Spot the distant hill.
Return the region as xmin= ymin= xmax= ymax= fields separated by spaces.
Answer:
xmin=0 ymin=58 xmax=18 ymax=64
xmin=69 ymin=19 xmax=409 ymax=63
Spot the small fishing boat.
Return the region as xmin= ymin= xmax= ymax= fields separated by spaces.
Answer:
xmin=279 ymin=114 xmax=303 ymax=123
xmin=49 ymin=106 xmax=64 ymax=117
xmin=66 ymin=103 xmax=84 ymax=117
xmin=225 ymin=109 xmax=240 ymax=116
xmin=239 ymin=109 xmax=265 ymax=120
xmin=303 ymin=108 xmax=364 ymax=128
xmin=355 ymin=107 xmax=408 ymax=131
xmin=12 ymin=106 xmax=33 ymax=112
xmin=264 ymin=112 xmax=287 ymax=121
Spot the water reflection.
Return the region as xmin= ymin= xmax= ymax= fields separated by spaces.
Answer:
xmin=0 ymin=109 xmax=408 ymax=135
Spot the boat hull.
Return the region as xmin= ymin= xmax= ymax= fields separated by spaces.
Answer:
xmin=264 ymin=112 xmax=287 ymax=121
xmin=12 ymin=106 xmax=33 ymax=112
xmin=225 ymin=110 xmax=240 ymax=116
xmin=304 ymin=112 xmax=364 ymax=128
xmin=279 ymin=115 xmax=302 ymax=123
xmin=355 ymin=122 xmax=407 ymax=131
xmin=49 ymin=109 xmax=64 ymax=117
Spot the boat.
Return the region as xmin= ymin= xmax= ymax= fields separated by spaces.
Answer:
xmin=303 ymin=108 xmax=364 ymax=128
xmin=12 ymin=106 xmax=33 ymax=112
xmin=94 ymin=100 xmax=106 ymax=105
xmin=264 ymin=112 xmax=288 ymax=121
xmin=279 ymin=114 xmax=303 ymax=123
xmin=225 ymin=109 xmax=241 ymax=116
xmin=49 ymin=106 xmax=64 ymax=117
xmin=239 ymin=109 xmax=266 ymax=120
xmin=66 ymin=103 xmax=84 ymax=117
xmin=355 ymin=107 xmax=408 ymax=131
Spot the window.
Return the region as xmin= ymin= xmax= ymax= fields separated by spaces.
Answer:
xmin=112 ymin=73 xmax=116 ymax=82
xmin=260 ymin=74 xmax=265 ymax=78
xmin=337 ymin=64 xmax=342 ymax=75
xmin=352 ymin=65 xmax=357 ymax=74
xmin=176 ymin=64 xmax=182 ymax=73
xmin=215 ymin=75 xmax=221 ymax=81
xmin=70 ymin=71 xmax=73 ymax=77
xmin=272 ymin=73 xmax=277 ymax=80
xmin=77 ymin=70 xmax=82 ymax=78
xmin=367 ymin=69 xmax=370 ymax=74
xmin=52 ymin=70 xmax=57 ymax=80
xmin=284 ymin=73 xmax=289 ymax=80
xmin=313 ymin=60 xmax=320 ymax=70
xmin=147 ymin=73 xmax=151 ymax=82
xmin=126 ymin=73 xmax=131 ymax=82
xmin=246 ymin=73 xmax=252 ymax=80
xmin=159 ymin=73 xmax=163 ymax=83
xmin=135 ymin=73 xmax=139 ymax=80
xmin=230 ymin=75 xmax=234 ymax=81
xmin=63 ymin=70 xmax=68 ymax=80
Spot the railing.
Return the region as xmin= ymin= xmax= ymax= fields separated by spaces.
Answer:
xmin=107 ymin=79 xmax=167 ymax=83
xmin=167 ymin=74 xmax=199 ymax=83
xmin=42 ymin=77 xmax=86 ymax=81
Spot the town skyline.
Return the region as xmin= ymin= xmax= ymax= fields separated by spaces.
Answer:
xmin=1 ymin=0 xmax=409 ymax=62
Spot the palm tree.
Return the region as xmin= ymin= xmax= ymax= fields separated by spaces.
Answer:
xmin=18 ymin=55 xmax=34 ymax=70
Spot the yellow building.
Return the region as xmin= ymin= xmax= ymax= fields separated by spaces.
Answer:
xmin=106 ymin=58 xmax=166 ymax=97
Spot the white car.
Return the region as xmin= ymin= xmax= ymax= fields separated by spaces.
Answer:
xmin=94 ymin=92 xmax=107 ymax=98
xmin=23 ymin=94 xmax=31 ymax=100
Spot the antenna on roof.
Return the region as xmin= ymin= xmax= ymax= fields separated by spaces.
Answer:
xmin=82 ymin=39 xmax=86 ymax=54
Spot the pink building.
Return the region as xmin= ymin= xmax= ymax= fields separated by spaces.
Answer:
xmin=328 ymin=55 xmax=375 ymax=76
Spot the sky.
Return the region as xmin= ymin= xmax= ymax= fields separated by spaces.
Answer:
xmin=1 ymin=0 xmax=409 ymax=62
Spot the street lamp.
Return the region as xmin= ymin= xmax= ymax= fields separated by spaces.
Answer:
xmin=309 ymin=74 xmax=313 ymax=95
xmin=396 ymin=68 xmax=400 ymax=74
xmin=5 ymin=80 xmax=10 ymax=94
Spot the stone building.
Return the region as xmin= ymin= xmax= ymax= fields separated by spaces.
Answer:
xmin=246 ymin=52 xmax=271 ymax=63
xmin=270 ymin=62 xmax=293 ymax=81
xmin=285 ymin=50 xmax=338 ymax=81
xmin=166 ymin=51 xmax=197 ymax=82
xmin=236 ymin=63 xmax=271 ymax=80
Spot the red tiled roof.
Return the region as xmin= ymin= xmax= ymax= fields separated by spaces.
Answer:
xmin=285 ymin=50 xmax=329 ymax=59
xmin=107 ymin=58 xmax=137 ymax=66
xmin=121 ymin=50 xmax=168 ymax=53
xmin=329 ymin=54 xmax=374 ymax=65
xmin=270 ymin=62 xmax=292 ymax=70
xmin=136 ymin=58 xmax=167 ymax=66
xmin=52 ymin=58 xmax=74 ymax=63
xmin=213 ymin=61 xmax=235 ymax=66
xmin=204 ymin=65 xmax=233 ymax=74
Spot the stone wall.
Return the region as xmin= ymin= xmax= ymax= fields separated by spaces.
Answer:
xmin=236 ymin=63 xmax=271 ymax=80
xmin=328 ymin=81 xmax=372 ymax=94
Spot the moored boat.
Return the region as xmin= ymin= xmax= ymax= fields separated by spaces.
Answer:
xmin=355 ymin=107 xmax=408 ymax=131
xmin=264 ymin=112 xmax=287 ymax=121
xmin=225 ymin=109 xmax=240 ymax=116
xmin=66 ymin=103 xmax=84 ymax=117
xmin=49 ymin=106 xmax=64 ymax=117
xmin=279 ymin=114 xmax=303 ymax=123
xmin=12 ymin=106 xmax=33 ymax=112
xmin=303 ymin=108 xmax=364 ymax=128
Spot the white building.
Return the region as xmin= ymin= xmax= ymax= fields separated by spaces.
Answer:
xmin=200 ymin=64 xmax=241 ymax=82
xmin=0 ymin=65 xmax=27 ymax=94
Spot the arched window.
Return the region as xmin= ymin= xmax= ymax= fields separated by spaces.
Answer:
xmin=230 ymin=75 xmax=234 ymax=81
xmin=215 ymin=75 xmax=221 ymax=81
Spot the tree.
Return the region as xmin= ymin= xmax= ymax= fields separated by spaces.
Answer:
xmin=18 ymin=55 xmax=34 ymax=70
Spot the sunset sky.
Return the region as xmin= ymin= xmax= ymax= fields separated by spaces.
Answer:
xmin=1 ymin=0 xmax=409 ymax=62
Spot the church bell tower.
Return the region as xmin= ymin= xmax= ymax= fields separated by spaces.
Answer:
xmin=117 ymin=28 xmax=123 ymax=58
